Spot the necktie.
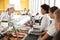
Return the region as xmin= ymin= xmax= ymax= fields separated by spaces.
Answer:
xmin=39 ymin=17 xmax=43 ymax=25
xmin=50 ymin=20 xmax=52 ymax=24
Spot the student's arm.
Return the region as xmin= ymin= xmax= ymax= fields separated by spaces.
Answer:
xmin=41 ymin=30 xmax=47 ymax=35
xmin=35 ymin=30 xmax=47 ymax=36
xmin=40 ymin=33 xmax=49 ymax=40
xmin=25 ymin=23 xmax=33 ymax=27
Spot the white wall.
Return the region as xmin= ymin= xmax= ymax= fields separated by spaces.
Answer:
xmin=9 ymin=0 xmax=20 ymax=10
xmin=9 ymin=0 xmax=60 ymax=11
xmin=50 ymin=0 xmax=54 ymax=7
xmin=29 ymin=0 xmax=41 ymax=14
xmin=55 ymin=0 xmax=60 ymax=8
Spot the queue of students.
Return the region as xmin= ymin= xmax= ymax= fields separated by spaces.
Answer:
xmin=39 ymin=4 xmax=60 ymax=40
xmin=24 ymin=4 xmax=60 ymax=40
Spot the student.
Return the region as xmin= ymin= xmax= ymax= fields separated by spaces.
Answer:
xmin=40 ymin=6 xmax=58 ymax=40
xmin=40 ymin=4 xmax=50 ymax=35
xmin=0 ymin=4 xmax=16 ymax=22
xmin=0 ymin=4 xmax=16 ymax=32
xmin=53 ymin=9 xmax=60 ymax=40
xmin=0 ymin=4 xmax=16 ymax=39
xmin=24 ymin=4 xmax=50 ymax=40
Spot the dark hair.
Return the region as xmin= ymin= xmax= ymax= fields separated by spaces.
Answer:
xmin=41 ymin=4 xmax=50 ymax=13
xmin=50 ymin=6 xmax=58 ymax=13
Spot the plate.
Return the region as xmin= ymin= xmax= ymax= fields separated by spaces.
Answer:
xmin=12 ymin=32 xmax=25 ymax=37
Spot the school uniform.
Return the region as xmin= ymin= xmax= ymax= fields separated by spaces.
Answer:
xmin=40 ymin=14 xmax=50 ymax=32
xmin=46 ymin=19 xmax=57 ymax=40
xmin=0 ymin=11 xmax=16 ymax=22
xmin=47 ymin=19 xmax=57 ymax=37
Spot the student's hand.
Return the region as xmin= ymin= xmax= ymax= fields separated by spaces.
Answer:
xmin=41 ymin=30 xmax=47 ymax=35
xmin=24 ymin=23 xmax=30 ymax=26
xmin=2 ymin=29 xmax=7 ymax=32
xmin=40 ymin=38 xmax=45 ymax=40
xmin=40 ymin=33 xmax=49 ymax=40
xmin=25 ymin=23 xmax=33 ymax=27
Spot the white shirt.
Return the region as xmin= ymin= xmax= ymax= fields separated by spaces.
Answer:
xmin=0 ymin=11 xmax=17 ymax=33
xmin=47 ymin=19 xmax=57 ymax=36
xmin=0 ymin=11 xmax=17 ymax=21
xmin=40 ymin=14 xmax=50 ymax=31
xmin=0 ymin=26 xmax=4 ymax=33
